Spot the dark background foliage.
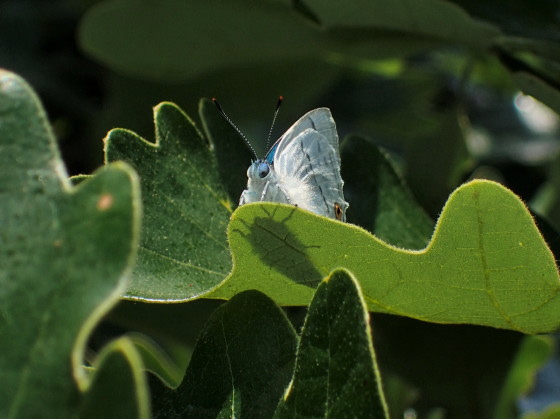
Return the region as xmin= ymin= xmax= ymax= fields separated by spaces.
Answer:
xmin=3 ymin=0 xmax=560 ymax=417
xmin=5 ymin=0 xmax=559 ymax=207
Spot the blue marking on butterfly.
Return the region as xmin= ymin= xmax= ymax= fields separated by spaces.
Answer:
xmin=239 ymin=108 xmax=348 ymax=221
xmin=265 ymin=143 xmax=279 ymax=165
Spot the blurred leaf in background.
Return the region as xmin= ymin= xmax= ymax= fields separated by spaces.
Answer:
xmin=4 ymin=0 xmax=560 ymax=417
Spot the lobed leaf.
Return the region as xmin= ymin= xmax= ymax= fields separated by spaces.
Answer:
xmin=404 ymin=106 xmax=473 ymax=216
xmin=0 ymin=70 xmax=141 ymax=416
xmin=151 ymin=290 xmax=297 ymax=418
xmin=78 ymin=338 xmax=150 ymax=419
xmin=104 ymin=101 xmax=232 ymax=301
xmin=199 ymin=98 xmax=253 ymax=202
xmin=209 ymin=180 xmax=560 ymax=333
xmin=341 ymin=135 xmax=434 ymax=249
xmin=276 ymin=269 xmax=389 ymax=418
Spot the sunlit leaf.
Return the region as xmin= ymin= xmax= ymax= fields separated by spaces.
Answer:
xmin=209 ymin=180 xmax=560 ymax=333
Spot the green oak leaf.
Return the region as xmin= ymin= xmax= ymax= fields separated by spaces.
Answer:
xmin=107 ymin=298 xmax=224 ymax=377
xmin=372 ymin=315 xmax=524 ymax=416
xmin=199 ymin=98 xmax=253 ymax=202
xmin=104 ymin=101 xmax=232 ymax=301
xmin=0 ymin=70 xmax=141 ymax=416
xmin=276 ymin=269 xmax=389 ymax=418
xmin=448 ymin=1 xmax=560 ymax=43
xmin=495 ymin=38 xmax=560 ymax=114
xmin=404 ymin=105 xmax=473 ymax=216
xmin=209 ymin=179 xmax=560 ymax=333
xmin=125 ymin=332 xmax=186 ymax=390
xmin=78 ymin=0 xmax=499 ymax=86
xmin=302 ymin=0 xmax=501 ymax=48
xmin=525 ymin=405 xmax=560 ymax=419
xmin=341 ymin=135 xmax=434 ymax=249
xmin=533 ymin=152 xmax=560 ymax=233
xmin=79 ymin=0 xmax=325 ymax=82
xmin=494 ymin=335 xmax=554 ymax=418
xmin=78 ymin=338 xmax=150 ymax=419
xmin=513 ymin=71 xmax=560 ymax=115
xmin=150 ymin=290 xmax=297 ymax=418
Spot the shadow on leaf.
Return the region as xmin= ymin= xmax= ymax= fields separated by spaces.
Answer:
xmin=232 ymin=206 xmax=323 ymax=288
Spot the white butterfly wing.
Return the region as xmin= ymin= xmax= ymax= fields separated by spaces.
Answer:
xmin=274 ymin=126 xmax=348 ymax=221
xmin=272 ymin=108 xmax=338 ymax=158
xmin=239 ymin=107 xmax=348 ymax=221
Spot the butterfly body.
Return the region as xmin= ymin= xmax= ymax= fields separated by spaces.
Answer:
xmin=239 ymin=108 xmax=348 ymax=221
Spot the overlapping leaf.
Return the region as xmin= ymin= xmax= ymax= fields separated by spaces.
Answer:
xmin=107 ymin=98 xmax=445 ymax=302
xmin=302 ymin=0 xmax=501 ymax=48
xmin=209 ymin=180 xmax=560 ymax=333
xmin=0 ymin=70 xmax=143 ymax=416
xmin=495 ymin=336 xmax=554 ymax=418
xmin=372 ymin=314 xmax=524 ymax=417
xmin=277 ymin=269 xmax=388 ymax=418
xmin=198 ymin=98 xmax=253 ymax=201
xmin=104 ymin=101 xmax=232 ymax=301
xmin=150 ymin=271 xmax=389 ymax=418
xmin=513 ymin=72 xmax=560 ymax=115
xmin=341 ymin=135 xmax=433 ymax=249
xmin=79 ymin=0 xmax=325 ymax=82
xmin=449 ymin=1 xmax=560 ymax=43
xmin=150 ymin=291 xmax=297 ymax=418
xmin=78 ymin=338 xmax=150 ymax=419
xmin=79 ymin=0 xmax=502 ymax=84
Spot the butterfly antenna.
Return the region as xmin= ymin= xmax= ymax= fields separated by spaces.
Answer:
xmin=212 ymin=98 xmax=258 ymax=159
xmin=265 ymin=96 xmax=283 ymax=152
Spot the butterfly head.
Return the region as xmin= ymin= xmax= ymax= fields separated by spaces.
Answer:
xmin=257 ymin=161 xmax=270 ymax=178
xmin=247 ymin=159 xmax=272 ymax=181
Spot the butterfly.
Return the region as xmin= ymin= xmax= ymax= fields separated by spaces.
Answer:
xmin=213 ymin=98 xmax=348 ymax=221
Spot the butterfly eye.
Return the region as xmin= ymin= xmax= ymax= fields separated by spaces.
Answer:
xmin=258 ymin=162 xmax=270 ymax=178
xmin=334 ymin=202 xmax=343 ymax=220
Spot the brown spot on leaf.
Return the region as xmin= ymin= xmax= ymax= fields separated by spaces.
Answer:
xmin=97 ymin=194 xmax=114 ymax=211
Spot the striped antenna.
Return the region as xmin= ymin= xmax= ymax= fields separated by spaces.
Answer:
xmin=212 ymin=98 xmax=258 ymax=159
xmin=265 ymin=96 xmax=283 ymax=152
